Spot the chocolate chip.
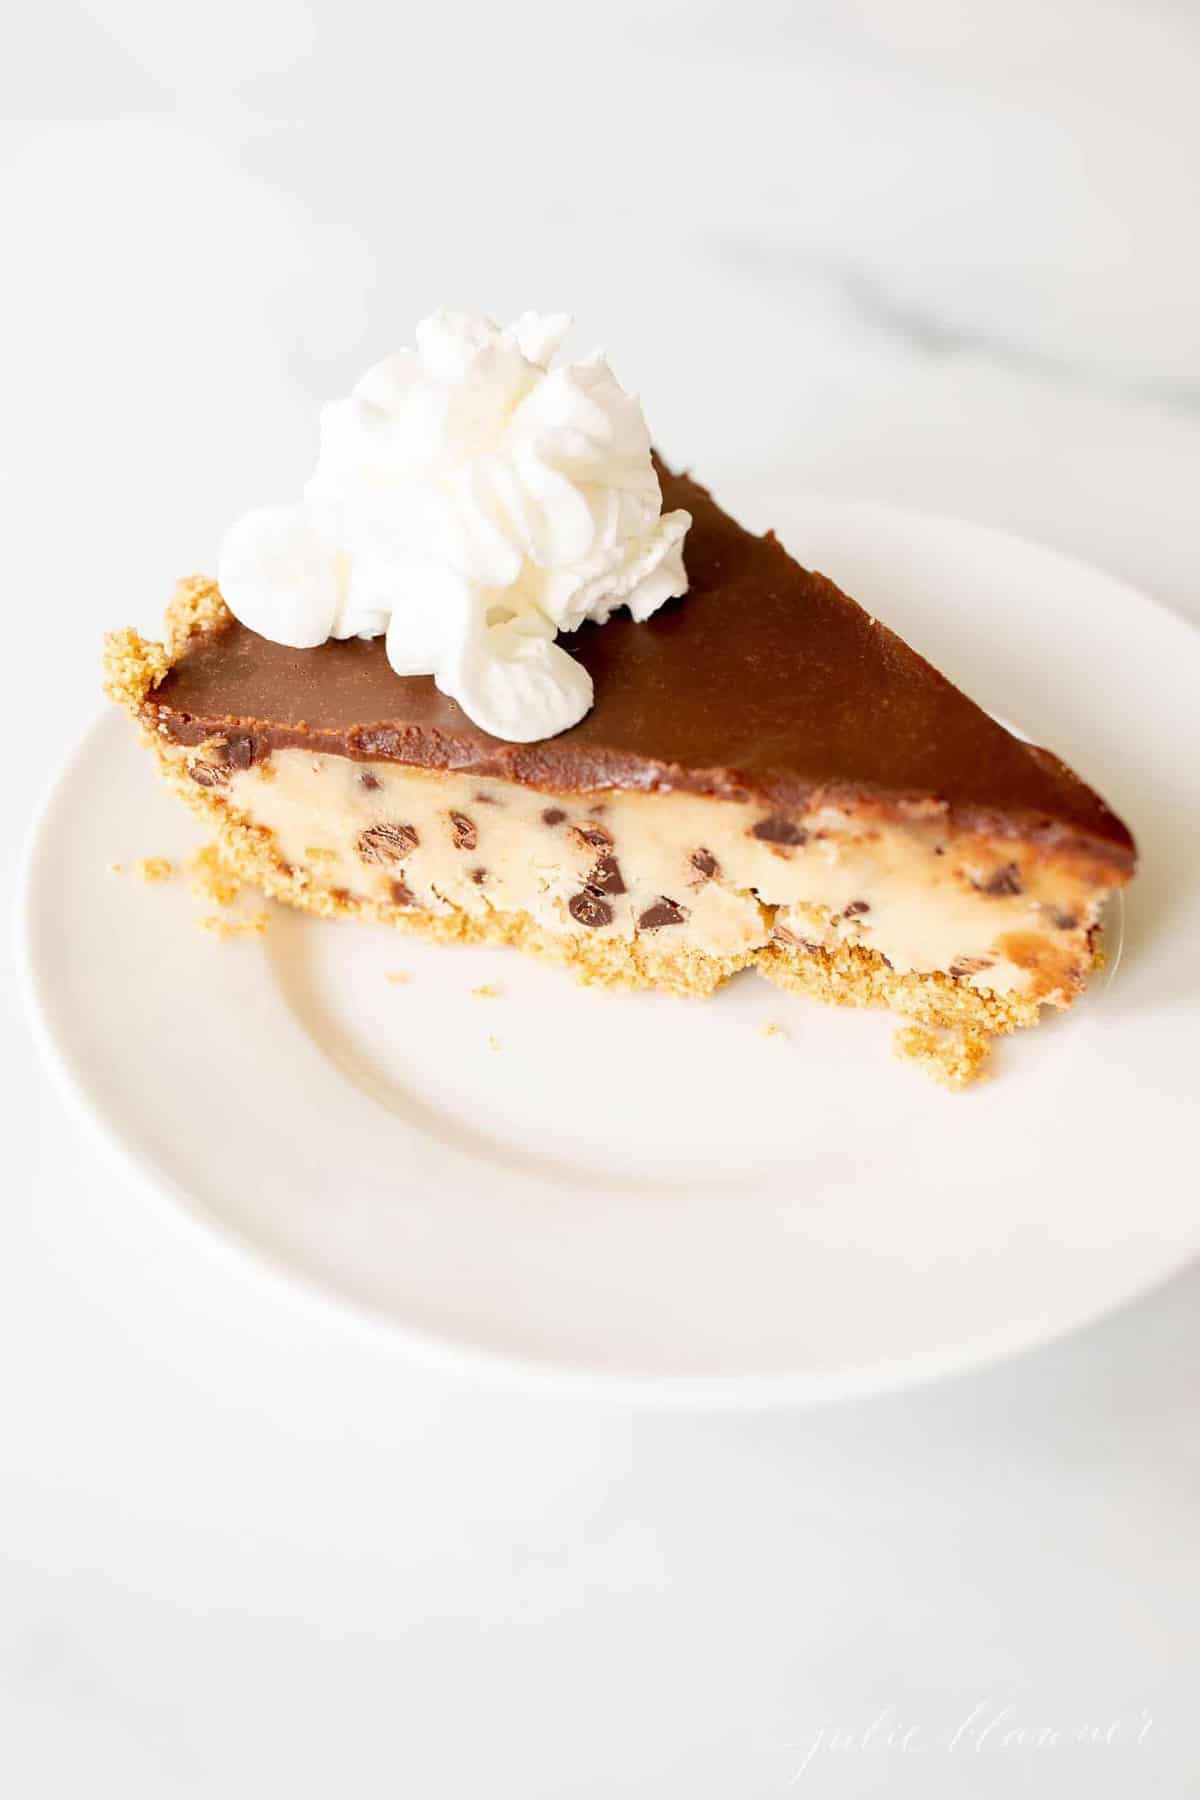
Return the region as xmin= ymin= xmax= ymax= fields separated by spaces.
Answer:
xmin=586 ymin=851 xmax=626 ymax=897
xmin=842 ymin=899 xmax=870 ymax=917
xmin=449 ymin=811 xmax=477 ymax=850
xmin=356 ymin=822 xmax=419 ymax=865
xmin=751 ymin=815 xmax=807 ymax=847
xmin=359 ymin=771 xmax=382 ymax=792
xmin=389 ymin=879 xmax=416 ymax=907
xmin=568 ymin=820 xmax=625 ymax=895
xmin=638 ymin=898 xmax=687 ymax=931
xmin=772 ymin=924 xmax=822 ymax=951
xmin=218 ymin=732 xmax=255 ymax=770
xmin=690 ymin=848 xmax=719 ymax=881
xmin=188 ymin=760 xmax=228 ymax=789
xmin=976 ymin=863 xmax=1023 ymax=897
xmin=541 ymin=807 xmax=567 ymax=827
xmin=469 ymin=867 xmax=487 ymax=885
xmin=473 ymin=789 xmax=499 ymax=804
xmin=569 ymin=891 xmax=612 ymax=928
xmin=1052 ymin=909 xmax=1078 ymax=930
xmin=950 ymin=955 xmax=993 ymax=977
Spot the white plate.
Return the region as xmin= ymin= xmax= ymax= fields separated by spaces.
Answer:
xmin=17 ymin=498 xmax=1200 ymax=1407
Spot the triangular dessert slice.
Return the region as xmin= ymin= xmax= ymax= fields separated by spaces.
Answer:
xmin=105 ymin=465 xmax=1134 ymax=1085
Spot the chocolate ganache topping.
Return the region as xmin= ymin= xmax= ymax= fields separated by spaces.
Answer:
xmin=146 ymin=463 xmax=1136 ymax=868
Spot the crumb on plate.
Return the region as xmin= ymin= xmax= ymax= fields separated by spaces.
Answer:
xmin=199 ymin=911 xmax=270 ymax=942
xmin=134 ymin=856 xmax=174 ymax=884
xmin=191 ymin=842 xmax=244 ymax=907
xmin=893 ymin=1022 xmax=992 ymax=1089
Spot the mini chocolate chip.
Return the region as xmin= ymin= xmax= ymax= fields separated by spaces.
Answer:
xmin=473 ymin=790 xmax=499 ymax=804
xmin=950 ymin=955 xmax=993 ymax=977
xmin=1053 ymin=909 xmax=1078 ymax=930
xmin=469 ymin=867 xmax=487 ymax=885
xmin=586 ymin=851 xmax=626 ymax=897
xmin=359 ymin=771 xmax=382 ymax=792
xmin=976 ymin=863 xmax=1023 ymax=897
xmin=751 ymin=815 xmax=807 ymax=847
xmin=690 ymin=848 xmax=719 ymax=881
xmin=218 ymin=732 xmax=255 ymax=770
xmin=389 ymin=879 xmax=416 ymax=907
xmin=449 ymin=811 xmax=478 ymax=851
xmin=188 ymin=760 xmax=228 ymax=789
xmin=638 ymin=898 xmax=687 ymax=931
xmin=356 ymin=822 xmax=419 ymax=865
xmin=571 ymin=822 xmax=613 ymax=850
xmin=541 ymin=807 xmax=567 ymax=827
xmin=569 ymin=891 xmax=612 ymax=928
xmin=772 ymin=924 xmax=820 ymax=950
xmin=842 ymin=899 xmax=870 ymax=917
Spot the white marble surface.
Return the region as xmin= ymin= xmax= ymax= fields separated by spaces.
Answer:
xmin=2 ymin=3 xmax=1198 ymax=1794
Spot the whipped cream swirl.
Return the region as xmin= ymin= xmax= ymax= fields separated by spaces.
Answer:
xmin=217 ymin=310 xmax=691 ymax=742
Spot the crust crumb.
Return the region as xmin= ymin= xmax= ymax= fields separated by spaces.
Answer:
xmin=134 ymin=856 xmax=173 ymax=885
xmin=384 ymin=969 xmax=412 ymax=985
xmin=199 ymin=911 xmax=270 ymax=942
xmin=191 ymin=842 xmax=244 ymax=907
xmin=102 ymin=626 xmax=171 ymax=711
xmin=107 ymin=862 xmax=123 ymax=876
xmin=759 ymin=1020 xmax=788 ymax=1040
xmin=103 ymin=578 xmax=232 ymax=718
xmin=486 ymin=1034 xmax=501 ymax=1052
xmin=472 ymin=983 xmax=501 ymax=1000
xmin=162 ymin=576 xmax=233 ymax=657
xmin=893 ymin=1022 xmax=993 ymax=1089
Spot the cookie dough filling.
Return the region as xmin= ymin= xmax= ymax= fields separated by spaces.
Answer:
xmin=163 ymin=739 xmax=1103 ymax=1011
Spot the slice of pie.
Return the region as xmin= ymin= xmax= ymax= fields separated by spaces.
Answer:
xmin=104 ymin=463 xmax=1135 ymax=1083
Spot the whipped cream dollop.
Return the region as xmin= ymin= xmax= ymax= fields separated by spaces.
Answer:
xmin=218 ymin=310 xmax=691 ymax=741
